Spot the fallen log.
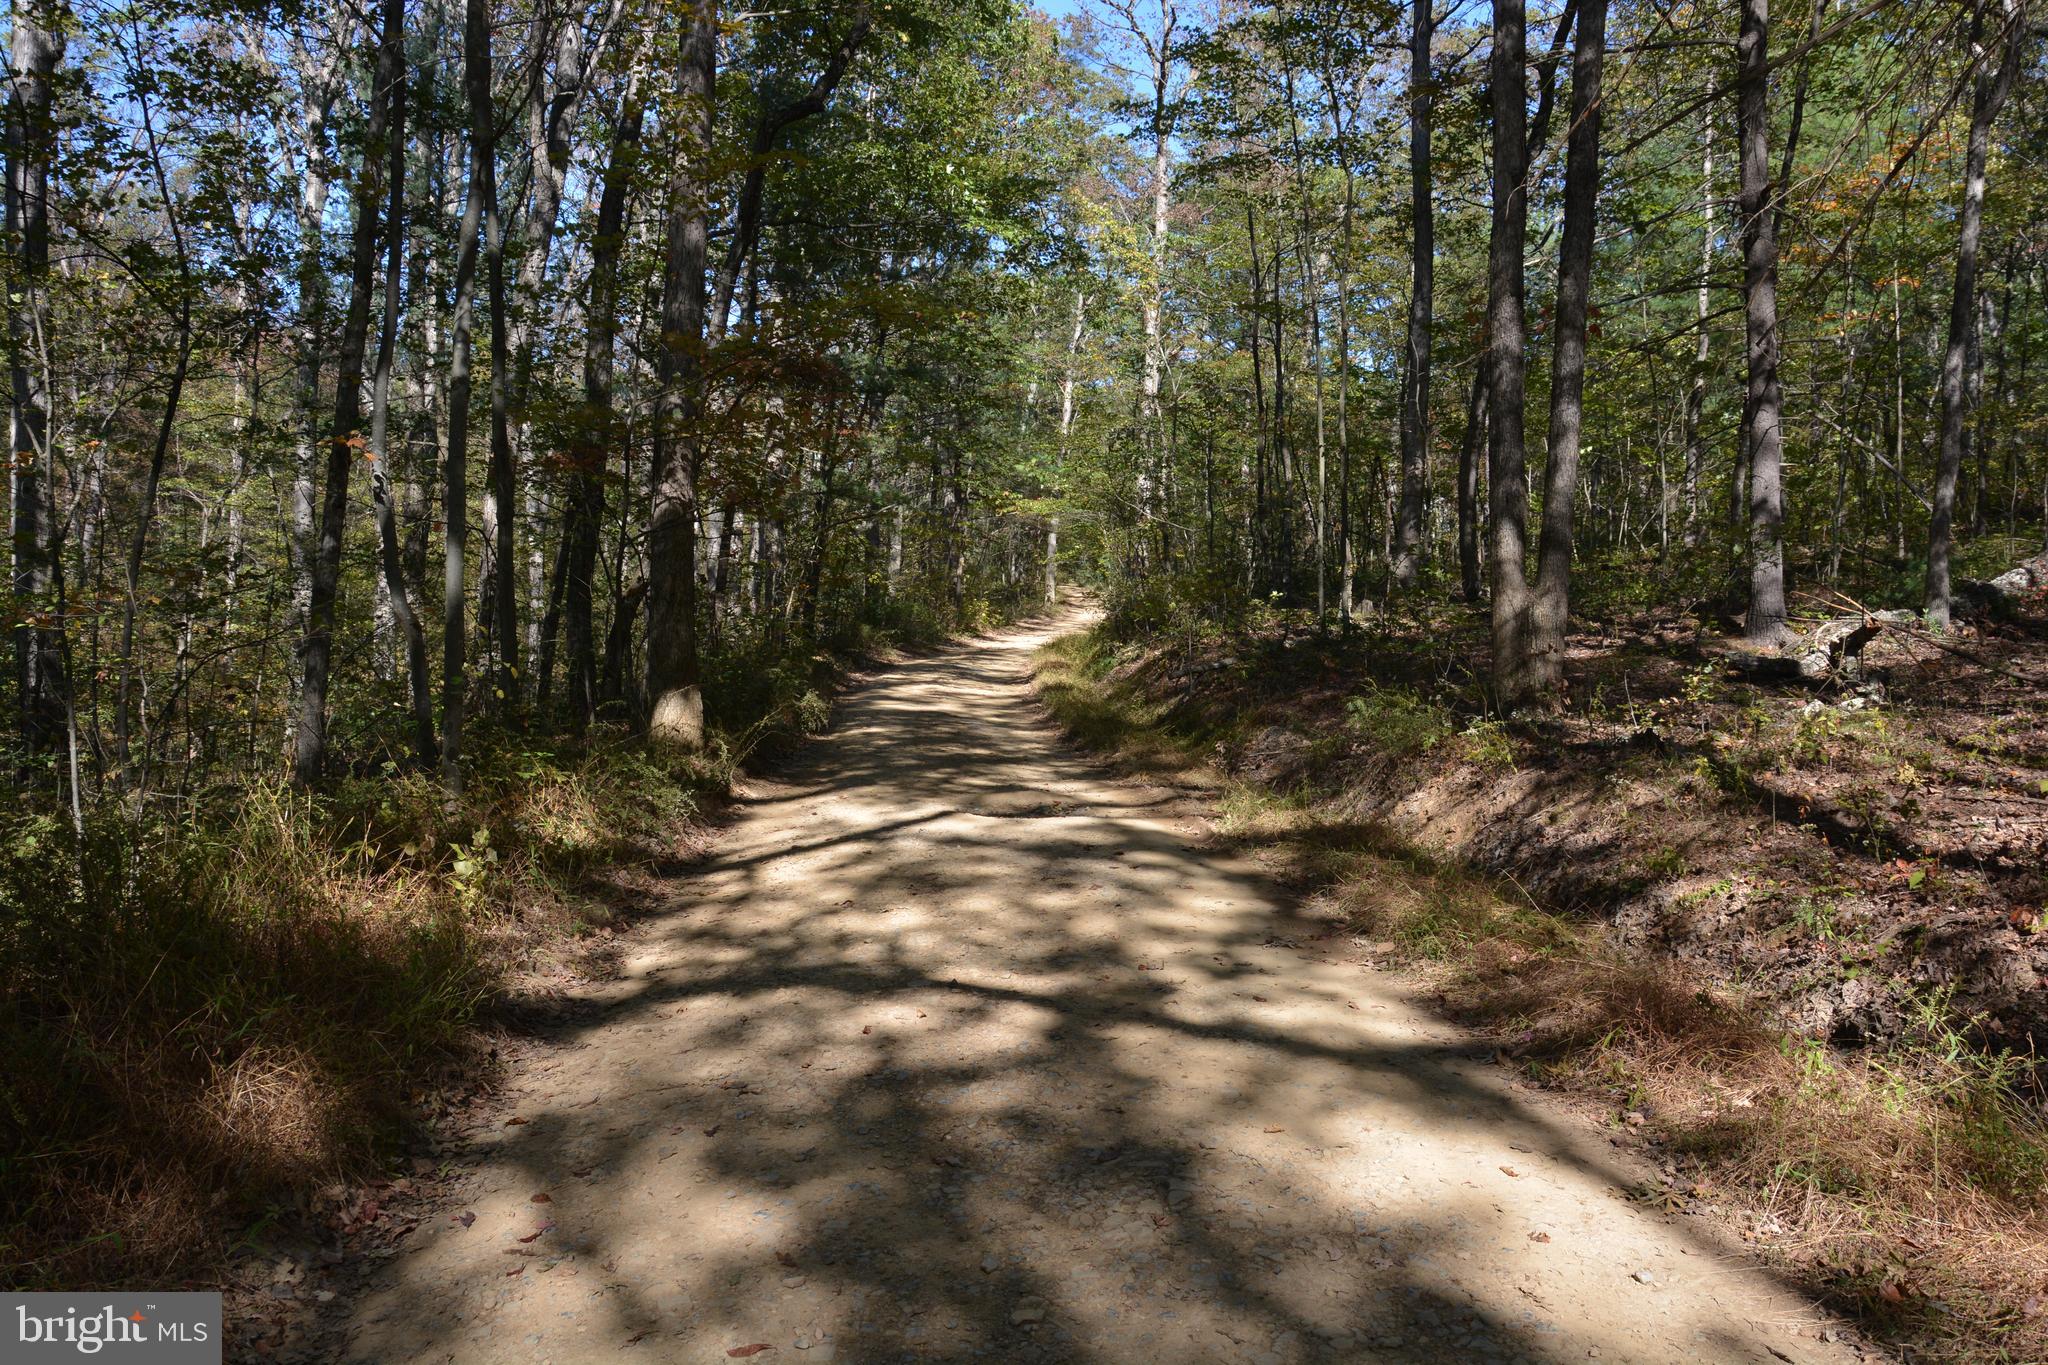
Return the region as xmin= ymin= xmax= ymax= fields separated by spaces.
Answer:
xmin=1725 ymin=609 xmax=1916 ymax=684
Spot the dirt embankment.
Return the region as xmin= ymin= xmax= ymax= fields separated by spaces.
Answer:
xmin=1096 ymin=609 xmax=2048 ymax=1054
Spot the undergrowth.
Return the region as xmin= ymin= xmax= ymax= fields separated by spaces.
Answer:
xmin=0 ymin=675 xmax=836 ymax=1291
xmin=1033 ymin=625 xmax=2048 ymax=1364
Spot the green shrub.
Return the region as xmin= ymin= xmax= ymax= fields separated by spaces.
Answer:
xmin=1343 ymin=685 xmax=1454 ymax=757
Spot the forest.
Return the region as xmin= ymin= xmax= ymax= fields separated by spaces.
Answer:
xmin=3 ymin=0 xmax=2046 ymax=1360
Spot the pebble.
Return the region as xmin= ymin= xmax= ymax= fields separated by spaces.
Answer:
xmin=1632 ymin=1269 xmax=1655 ymax=1285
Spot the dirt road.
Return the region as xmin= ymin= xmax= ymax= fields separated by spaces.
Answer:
xmin=338 ymin=610 xmax=1859 ymax=1364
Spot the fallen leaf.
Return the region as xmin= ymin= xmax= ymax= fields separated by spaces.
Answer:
xmin=1251 ymin=995 xmax=1269 ymax=1003
xmin=703 ymin=1124 xmax=721 ymax=1137
xmin=1528 ymin=1231 xmax=1551 ymax=1243
xmin=727 ymin=1346 xmax=774 ymax=1358
xmin=516 ymin=1221 xmax=555 ymax=1244
xmin=775 ymin=1250 xmax=797 ymax=1267
xmin=530 ymin=1193 xmax=553 ymax=1204
xmin=506 ymin=1266 xmax=525 ymax=1277
xmin=505 ymin=1116 xmax=529 ymax=1127
xmin=453 ymin=1212 xmax=476 ymax=1228
xmin=1500 ymin=1165 xmax=1520 ymax=1178
xmin=1262 ymin=1126 xmax=1285 ymax=1134
xmin=861 ymin=1025 xmax=872 ymax=1035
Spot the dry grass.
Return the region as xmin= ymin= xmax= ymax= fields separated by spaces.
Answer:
xmin=0 ymin=728 xmax=726 ymax=1291
xmin=1035 ymin=628 xmax=2048 ymax=1365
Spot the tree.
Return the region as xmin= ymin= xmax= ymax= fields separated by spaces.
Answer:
xmin=1737 ymin=0 xmax=1791 ymax=647
xmin=1484 ymin=0 xmax=1533 ymax=700
xmin=6 ymin=0 xmax=66 ymax=757
xmin=294 ymin=0 xmax=406 ymax=785
xmin=1391 ymin=0 xmax=1434 ymax=593
xmin=366 ymin=0 xmax=431 ymax=767
xmin=1926 ymin=0 xmax=2027 ymax=628
xmin=644 ymin=0 xmax=717 ymax=751
xmin=1499 ymin=0 xmax=1608 ymax=705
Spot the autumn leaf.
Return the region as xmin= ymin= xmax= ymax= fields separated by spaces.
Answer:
xmin=726 ymin=1345 xmax=774 ymax=1358
xmin=530 ymin=1192 xmax=553 ymax=1204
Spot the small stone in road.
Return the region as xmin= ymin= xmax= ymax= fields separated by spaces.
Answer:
xmin=782 ymin=1275 xmax=806 ymax=1287
xmin=981 ymin=1253 xmax=1000 ymax=1273
xmin=1011 ymin=1306 xmax=1046 ymax=1325
xmin=1633 ymin=1269 xmax=1655 ymax=1285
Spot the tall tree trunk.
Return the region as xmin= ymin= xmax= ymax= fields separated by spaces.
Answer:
xmin=114 ymin=21 xmax=197 ymax=783
xmin=366 ymin=16 xmax=430 ymax=768
xmin=1511 ymin=0 xmax=1608 ymax=705
xmin=1737 ymin=0 xmax=1791 ymax=646
xmin=645 ymin=0 xmax=717 ymax=750
xmin=565 ymin=68 xmax=646 ymax=730
xmin=471 ymin=0 xmax=519 ymax=709
xmin=1926 ymin=0 xmax=2024 ymax=628
xmin=1682 ymin=123 xmax=1713 ymax=545
xmin=285 ymin=11 xmax=352 ymax=734
xmin=1392 ymin=0 xmax=1435 ymax=592
xmin=441 ymin=9 xmax=489 ymax=791
xmin=1130 ymin=5 xmax=1177 ymax=565
xmin=1049 ymin=288 xmax=1085 ymax=605
xmin=6 ymin=0 xmax=65 ymax=757
xmin=1456 ymin=365 xmax=1487 ymax=601
xmin=1485 ymin=0 xmax=1534 ymax=697
xmin=293 ymin=0 xmax=404 ymax=785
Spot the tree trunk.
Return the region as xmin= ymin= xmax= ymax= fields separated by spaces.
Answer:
xmin=1485 ymin=0 xmax=1534 ymax=698
xmin=645 ymin=0 xmax=717 ymax=751
xmin=1131 ymin=8 xmax=1176 ymax=565
xmin=1049 ymin=288 xmax=1085 ymax=605
xmin=1737 ymin=0 xmax=1791 ymax=646
xmin=1392 ymin=0 xmax=1435 ymax=592
xmin=565 ymin=68 xmax=646 ymax=730
xmin=440 ymin=7 xmax=489 ymax=791
xmin=1926 ymin=0 xmax=2023 ymax=629
xmin=1682 ymin=123 xmax=1713 ymax=545
xmin=471 ymin=0 xmax=519 ymax=709
xmin=1510 ymin=0 xmax=1608 ymax=706
xmin=6 ymin=0 xmax=66 ymax=756
xmin=366 ymin=22 xmax=431 ymax=768
xmin=293 ymin=0 xmax=404 ymax=785
xmin=1456 ymin=365 xmax=1487 ymax=601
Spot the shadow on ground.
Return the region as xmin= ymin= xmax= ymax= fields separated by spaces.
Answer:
xmin=330 ymin=613 xmax=1851 ymax=1365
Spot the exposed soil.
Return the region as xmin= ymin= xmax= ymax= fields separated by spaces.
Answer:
xmin=305 ymin=608 xmax=1865 ymax=1364
xmin=1116 ymin=597 xmax=2048 ymax=1054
